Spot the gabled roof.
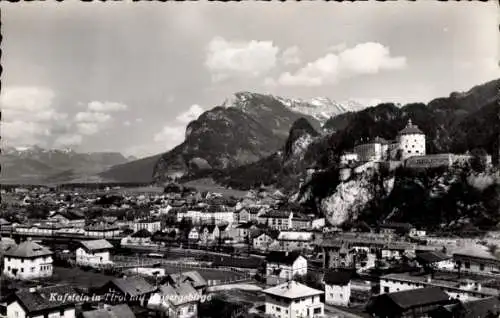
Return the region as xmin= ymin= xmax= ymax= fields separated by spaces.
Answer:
xmin=159 ymin=282 xmax=200 ymax=306
xmin=237 ymin=222 xmax=257 ymax=229
xmin=107 ymin=277 xmax=156 ymax=297
xmin=12 ymin=285 xmax=78 ymax=314
xmin=455 ymin=296 xmax=500 ymax=318
xmin=80 ymin=239 xmax=114 ymax=251
xmin=266 ymin=251 xmax=303 ymax=265
xmin=4 ymin=240 xmax=52 ymax=258
xmin=168 ymin=271 xmax=207 ymax=288
xmin=383 ymin=287 xmax=450 ymax=310
xmin=323 ymin=269 xmax=354 ymax=286
xmin=416 ymin=250 xmax=450 ymax=264
xmin=262 ymin=210 xmax=292 ymax=219
xmin=263 ymin=281 xmax=323 ymax=299
xmin=82 ymin=304 xmax=136 ymax=318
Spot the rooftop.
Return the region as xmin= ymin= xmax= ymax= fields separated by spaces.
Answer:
xmin=381 ymin=272 xmax=499 ymax=297
xmin=263 ymin=281 xmax=323 ymax=299
xmin=266 ymin=251 xmax=303 ymax=265
xmin=398 ymin=119 xmax=424 ymax=135
xmin=82 ymin=304 xmax=136 ymax=318
xmin=80 ymin=239 xmax=114 ymax=251
xmin=4 ymin=240 xmax=53 ymax=258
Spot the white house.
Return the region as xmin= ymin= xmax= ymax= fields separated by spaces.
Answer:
xmin=266 ymin=251 xmax=308 ymax=286
xmin=323 ymin=269 xmax=354 ymax=307
xmin=76 ymin=239 xmax=114 ymax=268
xmin=148 ymin=282 xmax=200 ymax=318
xmin=188 ymin=227 xmax=200 ymax=241
xmin=7 ymin=285 xmax=78 ymax=318
xmin=277 ymin=231 xmax=315 ymax=252
xmin=260 ymin=211 xmax=294 ymax=231
xmin=134 ymin=219 xmax=162 ymax=233
xmin=263 ymin=280 xmax=324 ymax=318
xmin=253 ymin=232 xmax=277 ymax=251
xmin=3 ymin=240 xmax=53 ymax=280
xmin=199 ymin=225 xmax=220 ymax=244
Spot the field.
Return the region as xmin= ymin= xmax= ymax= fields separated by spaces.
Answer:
xmin=108 ymin=186 xmax=165 ymax=195
xmin=162 ymin=265 xmax=245 ymax=281
xmin=52 ymin=266 xmax=116 ymax=289
xmin=182 ymin=178 xmax=248 ymax=198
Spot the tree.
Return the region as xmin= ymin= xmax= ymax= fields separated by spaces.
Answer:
xmin=470 ymin=148 xmax=489 ymax=172
xmin=293 ymin=272 xmax=322 ymax=290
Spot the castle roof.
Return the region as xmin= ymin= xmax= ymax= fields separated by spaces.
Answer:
xmin=398 ymin=119 xmax=424 ymax=135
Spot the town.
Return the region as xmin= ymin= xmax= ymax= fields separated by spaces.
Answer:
xmin=1 ymin=143 xmax=500 ymax=318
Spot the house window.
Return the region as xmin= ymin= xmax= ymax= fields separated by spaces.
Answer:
xmin=384 ymin=287 xmax=389 ymax=293
xmin=188 ymin=305 xmax=195 ymax=313
xmin=21 ymin=268 xmax=24 ymax=273
xmin=60 ymin=309 xmax=65 ymax=315
xmin=31 ymin=267 xmax=35 ymax=272
xmin=276 ymin=307 xmax=281 ymax=312
xmin=465 ymin=262 xmax=470 ymax=269
xmin=314 ymin=308 xmax=321 ymax=314
xmin=480 ymin=264 xmax=485 ymax=271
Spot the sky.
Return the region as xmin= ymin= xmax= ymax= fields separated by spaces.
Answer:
xmin=1 ymin=2 xmax=499 ymax=158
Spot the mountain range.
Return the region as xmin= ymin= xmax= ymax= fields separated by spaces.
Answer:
xmin=2 ymin=79 xmax=498 ymax=186
xmin=205 ymin=78 xmax=499 ymax=193
xmin=1 ymin=146 xmax=130 ymax=184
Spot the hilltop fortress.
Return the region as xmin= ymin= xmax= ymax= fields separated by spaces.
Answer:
xmin=340 ymin=119 xmax=492 ymax=169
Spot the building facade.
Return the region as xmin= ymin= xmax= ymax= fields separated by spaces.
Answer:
xmin=3 ymin=240 xmax=53 ymax=280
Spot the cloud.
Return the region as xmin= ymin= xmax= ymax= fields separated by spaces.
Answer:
xmin=70 ymin=100 xmax=128 ymax=137
xmin=151 ymin=104 xmax=206 ymax=153
xmin=75 ymin=111 xmax=111 ymax=123
xmin=281 ymin=46 xmax=301 ymax=65
xmin=272 ymin=42 xmax=407 ymax=87
xmin=124 ymin=121 xmax=131 ymax=126
xmin=76 ymin=122 xmax=100 ymax=136
xmin=176 ymin=104 xmax=204 ymax=124
xmin=205 ymin=36 xmax=279 ymax=81
xmin=0 ymin=86 xmax=66 ymax=147
xmin=87 ymin=101 xmax=128 ymax=112
xmin=1 ymin=121 xmax=51 ymax=147
xmin=136 ymin=118 xmax=143 ymax=123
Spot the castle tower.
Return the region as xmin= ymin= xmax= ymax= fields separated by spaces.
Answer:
xmin=397 ymin=119 xmax=426 ymax=161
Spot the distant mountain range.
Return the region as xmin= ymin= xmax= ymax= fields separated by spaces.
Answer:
xmin=1 ymin=146 xmax=130 ymax=184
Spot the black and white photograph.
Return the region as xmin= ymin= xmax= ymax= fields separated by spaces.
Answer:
xmin=0 ymin=2 xmax=499 ymax=318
